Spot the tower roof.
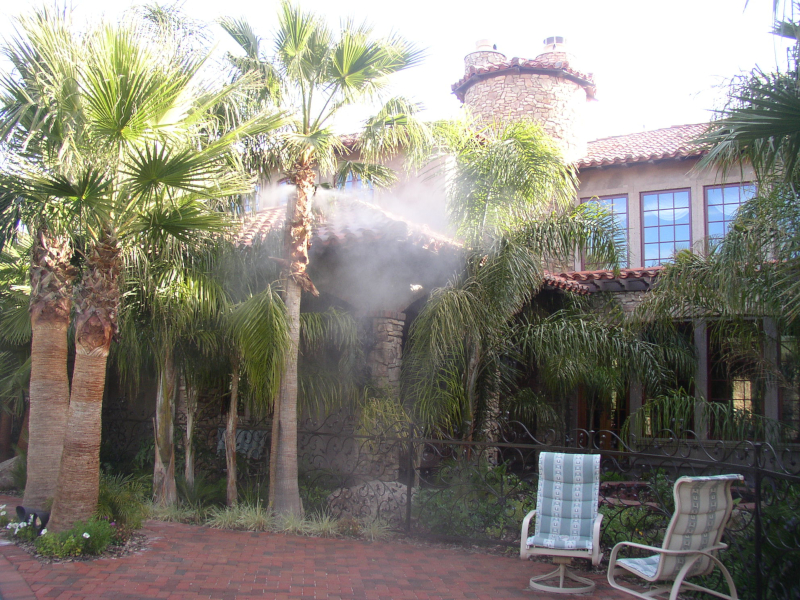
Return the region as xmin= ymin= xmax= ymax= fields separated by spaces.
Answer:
xmin=451 ymin=55 xmax=596 ymax=102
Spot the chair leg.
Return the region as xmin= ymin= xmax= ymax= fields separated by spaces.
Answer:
xmin=529 ymin=558 xmax=596 ymax=595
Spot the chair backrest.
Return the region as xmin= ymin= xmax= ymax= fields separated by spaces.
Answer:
xmin=658 ymin=474 xmax=743 ymax=579
xmin=534 ymin=452 xmax=600 ymax=541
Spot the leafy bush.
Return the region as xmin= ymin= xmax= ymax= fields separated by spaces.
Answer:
xmin=336 ymin=516 xmax=361 ymax=537
xmin=35 ymin=518 xmax=113 ymax=558
xmin=300 ymin=480 xmax=334 ymax=515
xmin=177 ymin=474 xmax=226 ymax=508
xmin=414 ymin=461 xmax=534 ymax=541
xmin=96 ymin=473 xmax=148 ymax=529
xmin=719 ymin=484 xmax=800 ymax=600
xmin=600 ymin=505 xmax=669 ymax=548
xmin=5 ymin=517 xmax=39 ymax=541
xmin=0 ymin=504 xmax=9 ymax=527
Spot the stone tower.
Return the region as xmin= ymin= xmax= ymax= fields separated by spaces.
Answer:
xmin=451 ymin=37 xmax=596 ymax=163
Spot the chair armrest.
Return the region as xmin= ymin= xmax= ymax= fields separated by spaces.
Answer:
xmin=519 ymin=509 xmax=538 ymax=558
xmin=608 ymin=540 xmax=728 ymax=569
xmin=591 ymin=512 xmax=604 ymax=566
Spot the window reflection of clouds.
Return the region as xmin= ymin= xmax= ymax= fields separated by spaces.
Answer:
xmin=705 ymin=183 xmax=755 ymax=241
xmin=642 ymin=189 xmax=692 ymax=267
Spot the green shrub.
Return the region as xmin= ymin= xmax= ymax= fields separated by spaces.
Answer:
xmin=34 ymin=518 xmax=113 ymax=558
xmin=336 ymin=516 xmax=361 ymax=537
xmin=35 ymin=532 xmax=82 ymax=558
xmin=414 ymin=461 xmax=534 ymax=541
xmin=6 ymin=517 xmax=39 ymax=541
xmin=600 ymin=471 xmax=627 ymax=482
xmin=177 ymin=474 xmax=226 ymax=508
xmin=96 ymin=473 xmax=148 ymax=529
xmin=0 ymin=504 xmax=9 ymax=527
xmin=599 ymin=504 xmax=668 ymax=548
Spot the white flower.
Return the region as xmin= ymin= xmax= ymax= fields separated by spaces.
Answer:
xmin=0 ymin=510 xmax=6 ymax=516
xmin=0 ymin=504 xmax=6 ymax=509
xmin=40 ymin=528 xmax=47 ymax=536
xmin=5 ymin=523 xmax=12 ymax=530
xmin=82 ymin=532 xmax=90 ymax=539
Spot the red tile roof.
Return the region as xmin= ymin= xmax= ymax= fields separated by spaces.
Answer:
xmin=236 ymin=201 xmax=457 ymax=254
xmin=451 ymin=56 xmax=596 ymax=102
xmin=558 ymin=267 xmax=663 ymax=282
xmin=238 ymin=204 xmax=592 ymax=295
xmin=542 ymin=272 xmax=590 ymax=295
xmin=578 ymin=124 xmax=708 ymax=168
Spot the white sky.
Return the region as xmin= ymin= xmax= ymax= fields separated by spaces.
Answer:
xmin=0 ymin=0 xmax=795 ymax=141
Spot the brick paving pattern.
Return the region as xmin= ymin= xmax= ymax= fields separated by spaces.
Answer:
xmin=0 ymin=495 xmax=630 ymax=600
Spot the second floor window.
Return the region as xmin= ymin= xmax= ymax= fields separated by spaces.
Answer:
xmin=706 ymin=183 xmax=756 ymax=240
xmin=642 ymin=188 xmax=691 ymax=267
xmin=582 ymin=195 xmax=628 ymax=268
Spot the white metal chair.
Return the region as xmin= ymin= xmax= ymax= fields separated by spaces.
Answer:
xmin=607 ymin=473 xmax=743 ymax=600
xmin=520 ymin=452 xmax=603 ymax=594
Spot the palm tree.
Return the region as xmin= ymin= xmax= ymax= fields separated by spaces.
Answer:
xmin=1 ymin=8 xmax=287 ymax=530
xmin=403 ymin=120 xmax=622 ymax=437
xmin=699 ymin=16 xmax=800 ymax=181
xmin=0 ymin=238 xmax=32 ymax=462
xmin=221 ymin=2 xmax=425 ymax=516
xmin=0 ymin=7 xmax=84 ymax=507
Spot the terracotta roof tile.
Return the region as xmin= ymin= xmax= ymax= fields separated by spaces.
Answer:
xmin=543 ymin=271 xmax=591 ymax=295
xmin=451 ymin=56 xmax=596 ymax=101
xmin=578 ymin=124 xmax=708 ymax=168
xmin=558 ymin=267 xmax=663 ymax=281
xmin=236 ymin=201 xmax=458 ymax=254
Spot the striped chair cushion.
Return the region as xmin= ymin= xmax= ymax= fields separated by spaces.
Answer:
xmin=527 ymin=452 xmax=600 ymax=551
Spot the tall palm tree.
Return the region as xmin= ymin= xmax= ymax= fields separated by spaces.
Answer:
xmin=403 ymin=120 xmax=622 ymax=436
xmin=0 ymin=238 xmax=32 ymax=462
xmin=1 ymin=8 xmax=287 ymax=529
xmin=0 ymin=7 xmax=85 ymax=507
xmin=221 ymin=2 xmax=426 ymax=516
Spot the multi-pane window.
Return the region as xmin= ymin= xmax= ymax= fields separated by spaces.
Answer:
xmin=705 ymin=183 xmax=756 ymax=240
xmin=343 ymin=172 xmax=374 ymax=199
xmin=582 ymin=195 xmax=628 ymax=268
xmin=642 ymin=189 xmax=691 ymax=267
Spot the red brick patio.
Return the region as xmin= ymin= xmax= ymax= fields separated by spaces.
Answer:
xmin=0 ymin=495 xmax=633 ymax=600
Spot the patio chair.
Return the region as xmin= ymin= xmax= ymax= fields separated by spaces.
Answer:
xmin=607 ymin=473 xmax=743 ymax=600
xmin=520 ymin=452 xmax=603 ymax=594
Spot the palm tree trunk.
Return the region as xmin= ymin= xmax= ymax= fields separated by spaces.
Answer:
xmin=23 ymin=230 xmax=76 ymax=509
xmin=49 ymin=235 xmax=120 ymax=531
xmin=226 ymin=359 xmax=240 ymax=507
xmin=269 ymin=161 xmax=318 ymax=517
xmin=153 ymin=347 xmax=178 ymax=507
xmin=0 ymin=410 xmax=12 ymax=461
xmin=184 ymin=381 xmax=198 ymax=490
xmin=16 ymin=403 xmax=28 ymax=453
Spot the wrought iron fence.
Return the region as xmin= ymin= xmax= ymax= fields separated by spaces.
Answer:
xmin=297 ymin=411 xmax=800 ymax=600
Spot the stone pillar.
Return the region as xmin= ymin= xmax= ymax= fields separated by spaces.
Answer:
xmin=367 ymin=311 xmax=406 ymax=390
xmin=763 ymin=317 xmax=780 ymax=421
xmin=693 ymin=320 xmax=709 ymax=440
xmin=629 ymin=379 xmax=643 ymax=416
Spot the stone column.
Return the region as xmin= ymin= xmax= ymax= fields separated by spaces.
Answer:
xmin=763 ymin=317 xmax=780 ymax=421
xmin=694 ymin=320 xmax=709 ymax=440
xmin=367 ymin=311 xmax=406 ymax=391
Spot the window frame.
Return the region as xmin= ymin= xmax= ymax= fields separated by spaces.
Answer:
xmin=703 ymin=182 xmax=756 ymax=241
xmin=640 ymin=187 xmax=693 ymax=268
xmin=580 ymin=194 xmax=629 ymax=269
